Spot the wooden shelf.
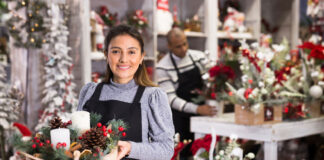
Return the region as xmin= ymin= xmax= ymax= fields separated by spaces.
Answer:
xmin=157 ymin=31 xmax=206 ymax=38
xmin=217 ymin=31 xmax=255 ymax=39
xmin=144 ymin=57 xmax=155 ymax=61
xmin=91 ymin=51 xmax=105 ymax=60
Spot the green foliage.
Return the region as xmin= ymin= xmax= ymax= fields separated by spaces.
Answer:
xmin=39 ymin=146 xmax=69 ymax=160
xmin=10 ymin=134 xmax=33 ymax=153
xmin=90 ymin=112 xmax=102 ymax=128
xmin=68 ymin=126 xmax=78 ymax=141
xmin=271 ymin=38 xmax=290 ymax=70
xmin=40 ymin=126 xmax=51 ymax=140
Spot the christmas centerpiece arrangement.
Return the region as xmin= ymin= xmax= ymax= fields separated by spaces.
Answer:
xmin=11 ymin=111 xmax=128 ymax=160
xmin=286 ymin=41 xmax=324 ymax=118
xmin=183 ymin=14 xmax=202 ymax=32
xmin=222 ymin=7 xmax=247 ymax=33
xmin=226 ymin=36 xmax=291 ymax=125
xmin=193 ymin=62 xmax=236 ymax=117
xmin=191 ymin=134 xmax=255 ymax=160
xmin=98 ymin=6 xmax=118 ymax=28
xmin=126 ymin=10 xmax=148 ymax=34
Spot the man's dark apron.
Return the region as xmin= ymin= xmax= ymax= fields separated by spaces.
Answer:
xmin=170 ymin=53 xmax=203 ymax=157
xmin=83 ymin=82 xmax=145 ymax=160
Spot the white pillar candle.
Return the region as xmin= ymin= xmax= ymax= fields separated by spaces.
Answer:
xmin=50 ymin=128 xmax=70 ymax=150
xmin=70 ymin=111 xmax=90 ymax=134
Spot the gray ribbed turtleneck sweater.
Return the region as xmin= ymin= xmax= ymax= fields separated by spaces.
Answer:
xmin=77 ymin=79 xmax=175 ymax=160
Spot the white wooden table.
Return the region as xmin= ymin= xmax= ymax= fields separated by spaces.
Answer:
xmin=190 ymin=113 xmax=324 ymax=160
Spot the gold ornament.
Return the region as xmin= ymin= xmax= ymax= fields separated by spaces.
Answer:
xmin=35 ymin=23 xmax=39 ymax=27
xmin=42 ymin=39 xmax=46 ymax=43
xmin=21 ymin=1 xmax=26 ymax=6
xmin=12 ymin=26 xmax=16 ymax=30
xmin=29 ymin=13 xmax=32 ymax=17
xmin=30 ymin=38 xmax=35 ymax=43
xmin=31 ymin=28 xmax=35 ymax=32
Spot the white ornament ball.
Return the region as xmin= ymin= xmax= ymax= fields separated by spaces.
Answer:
xmin=309 ymin=85 xmax=323 ymax=98
xmin=237 ymin=88 xmax=245 ymax=97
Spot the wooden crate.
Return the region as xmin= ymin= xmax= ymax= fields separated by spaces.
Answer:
xmin=235 ymin=104 xmax=282 ymax=125
xmin=306 ymin=100 xmax=324 ymax=118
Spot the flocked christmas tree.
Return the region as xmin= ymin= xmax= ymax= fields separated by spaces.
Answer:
xmin=35 ymin=0 xmax=77 ymax=130
xmin=0 ymin=0 xmax=24 ymax=130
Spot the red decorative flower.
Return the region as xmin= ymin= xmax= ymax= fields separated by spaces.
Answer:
xmin=209 ymin=64 xmax=235 ymax=79
xmin=100 ymin=6 xmax=109 ymax=15
xmin=308 ymin=46 xmax=324 ymax=60
xmin=244 ymin=88 xmax=253 ymax=99
xmin=190 ymin=134 xmax=220 ymax=155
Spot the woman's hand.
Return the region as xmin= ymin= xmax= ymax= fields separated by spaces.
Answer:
xmin=117 ymin=141 xmax=131 ymax=160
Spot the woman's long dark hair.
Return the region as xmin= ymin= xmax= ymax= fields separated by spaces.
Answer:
xmin=103 ymin=24 xmax=157 ymax=87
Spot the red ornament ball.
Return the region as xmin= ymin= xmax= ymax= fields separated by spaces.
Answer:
xmin=39 ymin=143 xmax=44 ymax=147
xmin=79 ymin=136 xmax=83 ymax=140
xmin=122 ymin=132 xmax=126 ymax=137
xmin=118 ymin=126 xmax=124 ymax=132
xmin=97 ymin=123 xmax=102 ymax=128
xmin=46 ymin=140 xmax=50 ymax=144
xmin=103 ymin=132 xmax=107 ymax=136
xmin=108 ymin=129 xmax=112 ymax=133
xmin=32 ymin=144 xmax=36 ymax=148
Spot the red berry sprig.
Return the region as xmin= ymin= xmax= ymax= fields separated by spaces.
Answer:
xmin=118 ymin=126 xmax=124 ymax=132
xmin=122 ymin=132 xmax=126 ymax=137
xmin=32 ymin=144 xmax=37 ymax=149
xmin=97 ymin=122 xmax=102 ymax=128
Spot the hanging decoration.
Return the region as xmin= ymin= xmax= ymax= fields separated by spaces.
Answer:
xmin=6 ymin=0 xmax=47 ymax=48
xmin=35 ymin=0 xmax=77 ymax=130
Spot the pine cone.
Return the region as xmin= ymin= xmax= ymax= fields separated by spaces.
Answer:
xmin=81 ymin=127 xmax=107 ymax=152
xmin=50 ymin=117 xmax=63 ymax=129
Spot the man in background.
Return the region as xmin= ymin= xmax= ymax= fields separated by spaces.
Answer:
xmin=156 ymin=28 xmax=216 ymax=159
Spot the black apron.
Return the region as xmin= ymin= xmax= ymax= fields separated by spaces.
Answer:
xmin=170 ymin=53 xmax=204 ymax=157
xmin=83 ymin=82 xmax=145 ymax=160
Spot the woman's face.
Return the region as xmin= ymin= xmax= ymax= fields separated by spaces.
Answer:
xmin=107 ymin=34 xmax=144 ymax=84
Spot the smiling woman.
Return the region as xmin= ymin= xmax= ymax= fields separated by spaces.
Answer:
xmin=77 ymin=25 xmax=175 ymax=160
xmin=103 ymin=25 xmax=156 ymax=87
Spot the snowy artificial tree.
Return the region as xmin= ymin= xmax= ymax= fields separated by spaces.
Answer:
xmin=36 ymin=0 xmax=77 ymax=130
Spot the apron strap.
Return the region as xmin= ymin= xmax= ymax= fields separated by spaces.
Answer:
xmin=188 ymin=53 xmax=198 ymax=68
xmin=90 ymin=82 xmax=105 ymax=101
xmin=133 ymin=86 xmax=145 ymax=103
xmin=170 ymin=52 xmax=198 ymax=76
xmin=170 ymin=53 xmax=180 ymax=75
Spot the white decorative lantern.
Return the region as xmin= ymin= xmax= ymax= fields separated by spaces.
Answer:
xmin=309 ymin=85 xmax=323 ymax=98
xmin=50 ymin=128 xmax=70 ymax=150
xmin=71 ymin=111 xmax=90 ymax=134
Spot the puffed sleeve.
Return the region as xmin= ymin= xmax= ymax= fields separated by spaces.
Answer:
xmin=128 ymin=88 xmax=175 ymax=160
xmin=77 ymin=82 xmax=95 ymax=111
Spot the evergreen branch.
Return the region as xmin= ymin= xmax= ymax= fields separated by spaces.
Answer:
xmin=90 ymin=112 xmax=102 ymax=128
